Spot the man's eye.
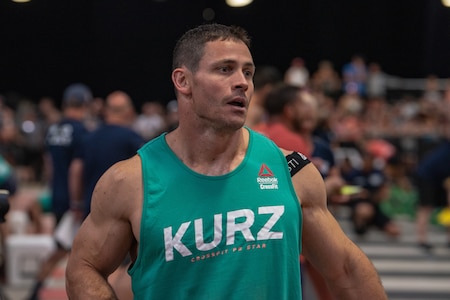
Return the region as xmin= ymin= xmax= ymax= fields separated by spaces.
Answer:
xmin=244 ymin=70 xmax=254 ymax=77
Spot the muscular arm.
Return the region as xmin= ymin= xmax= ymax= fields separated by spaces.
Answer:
xmin=292 ymin=161 xmax=387 ymax=299
xmin=66 ymin=156 xmax=142 ymax=299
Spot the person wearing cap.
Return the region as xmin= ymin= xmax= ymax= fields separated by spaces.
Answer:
xmin=45 ymin=83 xmax=92 ymax=223
xmin=28 ymin=83 xmax=91 ymax=300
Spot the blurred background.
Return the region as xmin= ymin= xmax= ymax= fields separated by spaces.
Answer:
xmin=1 ymin=0 xmax=450 ymax=106
xmin=0 ymin=0 xmax=450 ymax=299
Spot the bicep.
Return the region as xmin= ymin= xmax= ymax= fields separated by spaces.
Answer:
xmin=293 ymin=164 xmax=360 ymax=279
xmin=71 ymin=216 xmax=131 ymax=277
xmin=70 ymin=163 xmax=136 ymax=277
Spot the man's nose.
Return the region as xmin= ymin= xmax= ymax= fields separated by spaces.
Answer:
xmin=233 ymin=71 xmax=249 ymax=91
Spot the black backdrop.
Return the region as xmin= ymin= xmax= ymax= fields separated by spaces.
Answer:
xmin=1 ymin=0 xmax=449 ymax=108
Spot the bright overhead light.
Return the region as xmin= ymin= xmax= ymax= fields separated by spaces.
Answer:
xmin=442 ymin=0 xmax=450 ymax=7
xmin=226 ymin=0 xmax=253 ymax=8
xmin=12 ymin=0 xmax=31 ymax=2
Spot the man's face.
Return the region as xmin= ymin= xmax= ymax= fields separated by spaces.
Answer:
xmin=188 ymin=40 xmax=255 ymax=131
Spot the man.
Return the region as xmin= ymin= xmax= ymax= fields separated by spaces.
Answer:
xmin=66 ymin=24 xmax=387 ymax=299
xmin=29 ymin=83 xmax=91 ymax=299
xmin=253 ymin=84 xmax=309 ymax=156
xmin=255 ymin=84 xmax=347 ymax=300
xmin=244 ymin=65 xmax=282 ymax=128
xmin=31 ymin=90 xmax=144 ymax=299
xmin=415 ymin=125 xmax=450 ymax=250
xmin=45 ymin=83 xmax=91 ymax=223
xmin=77 ymin=90 xmax=144 ymax=218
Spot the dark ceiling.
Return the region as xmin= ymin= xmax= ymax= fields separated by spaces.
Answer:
xmin=1 ymin=0 xmax=449 ymax=108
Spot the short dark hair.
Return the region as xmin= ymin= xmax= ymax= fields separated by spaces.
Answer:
xmin=172 ymin=23 xmax=251 ymax=73
xmin=264 ymin=84 xmax=302 ymax=115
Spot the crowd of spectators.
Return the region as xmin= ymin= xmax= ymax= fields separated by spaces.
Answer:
xmin=0 ymin=95 xmax=177 ymax=186
xmin=0 ymin=54 xmax=449 ymax=241
xmin=250 ymin=55 xmax=450 ymax=242
xmin=0 ymin=53 xmax=449 ymax=300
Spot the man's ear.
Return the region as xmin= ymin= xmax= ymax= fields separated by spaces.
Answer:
xmin=172 ymin=68 xmax=191 ymax=95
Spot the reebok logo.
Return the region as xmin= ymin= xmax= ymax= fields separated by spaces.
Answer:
xmin=258 ymin=164 xmax=273 ymax=177
xmin=256 ymin=164 xmax=278 ymax=189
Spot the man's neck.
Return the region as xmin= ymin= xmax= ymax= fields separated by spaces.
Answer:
xmin=166 ymin=127 xmax=249 ymax=176
xmin=64 ymin=107 xmax=85 ymax=120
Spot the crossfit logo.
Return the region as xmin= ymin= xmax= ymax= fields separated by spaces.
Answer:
xmin=256 ymin=164 xmax=278 ymax=190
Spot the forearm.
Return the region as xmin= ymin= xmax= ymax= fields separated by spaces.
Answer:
xmin=66 ymin=264 xmax=118 ymax=300
xmin=326 ymin=249 xmax=387 ymax=300
xmin=68 ymin=159 xmax=84 ymax=208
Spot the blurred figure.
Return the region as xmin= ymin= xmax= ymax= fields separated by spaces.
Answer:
xmin=253 ymin=83 xmax=309 ymax=155
xmin=414 ymin=120 xmax=450 ymax=251
xmin=341 ymin=145 xmax=400 ymax=238
xmin=361 ymin=96 xmax=391 ymax=138
xmin=75 ymin=90 xmax=144 ymax=299
xmin=422 ymin=74 xmax=443 ymax=104
xmin=0 ymin=99 xmax=23 ymax=180
xmin=29 ymin=90 xmax=144 ymax=300
xmin=28 ymin=83 xmax=92 ymax=300
xmin=310 ymin=60 xmax=342 ymax=100
xmin=294 ymin=89 xmax=349 ymax=300
xmin=79 ymin=90 xmax=144 ymax=218
xmin=382 ymin=155 xmax=418 ymax=219
xmin=133 ymin=101 xmax=167 ymax=141
xmin=36 ymin=97 xmax=62 ymax=183
xmin=284 ymin=57 xmax=309 ymax=88
xmin=254 ymin=84 xmax=332 ymax=300
xmin=295 ymin=89 xmax=348 ymax=204
xmin=46 ymin=83 xmax=92 ymax=222
xmin=16 ymin=100 xmax=47 ymax=183
xmin=443 ymin=79 xmax=450 ymax=104
xmin=0 ymin=153 xmax=18 ymax=239
xmin=1 ymin=97 xmax=55 ymax=238
xmin=0 ymin=97 xmax=18 ymax=200
xmin=337 ymin=85 xmax=364 ymax=117
xmin=37 ymin=97 xmax=61 ymax=127
xmin=44 ymin=83 xmax=91 ymax=223
xmin=331 ymin=90 xmax=365 ymax=155
xmin=245 ymin=65 xmax=282 ymax=128
xmin=342 ymin=54 xmax=368 ymax=97
xmin=366 ymin=62 xmax=388 ymax=100
xmin=84 ymin=96 xmax=105 ymax=131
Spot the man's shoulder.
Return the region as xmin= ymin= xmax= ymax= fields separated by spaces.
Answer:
xmin=91 ymin=154 xmax=142 ymax=220
xmin=103 ymin=155 xmax=141 ymax=183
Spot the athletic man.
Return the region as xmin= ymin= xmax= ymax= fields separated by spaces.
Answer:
xmin=66 ymin=24 xmax=387 ymax=299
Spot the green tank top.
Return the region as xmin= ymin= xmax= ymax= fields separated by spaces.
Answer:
xmin=129 ymin=129 xmax=303 ymax=299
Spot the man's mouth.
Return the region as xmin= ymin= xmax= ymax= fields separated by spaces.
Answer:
xmin=228 ymin=97 xmax=246 ymax=108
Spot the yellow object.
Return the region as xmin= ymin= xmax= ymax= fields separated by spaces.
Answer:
xmin=437 ymin=207 xmax=450 ymax=226
xmin=340 ymin=185 xmax=362 ymax=196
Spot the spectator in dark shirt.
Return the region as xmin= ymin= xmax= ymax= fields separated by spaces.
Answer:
xmin=79 ymin=90 xmax=144 ymax=217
